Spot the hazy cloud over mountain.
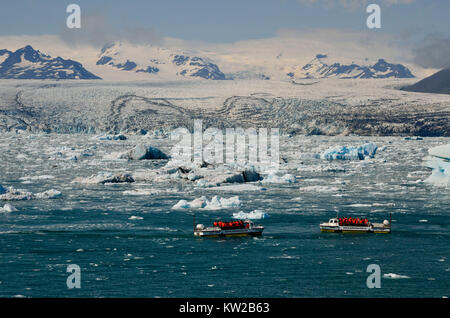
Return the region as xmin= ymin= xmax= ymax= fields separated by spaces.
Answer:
xmin=413 ymin=34 xmax=450 ymax=69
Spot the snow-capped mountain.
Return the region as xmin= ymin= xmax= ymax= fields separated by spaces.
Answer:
xmin=95 ymin=42 xmax=225 ymax=80
xmin=288 ymin=54 xmax=414 ymax=79
xmin=0 ymin=45 xmax=101 ymax=80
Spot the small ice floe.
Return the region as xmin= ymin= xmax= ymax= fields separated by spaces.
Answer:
xmin=172 ymin=196 xmax=241 ymax=210
xmin=232 ymin=210 xmax=269 ymax=220
xmin=104 ymin=144 xmax=168 ymax=160
xmin=93 ymin=133 xmax=127 ymax=141
xmin=423 ymin=144 xmax=449 ymax=187
xmin=0 ymin=186 xmax=61 ymax=201
xmin=126 ymin=144 xmax=169 ymax=160
xmin=19 ymin=175 xmax=55 ymax=182
xmin=129 ymin=216 xmax=144 ymax=220
xmin=262 ymin=173 xmax=296 ymax=184
xmin=383 ymin=273 xmax=410 ymax=279
xmin=123 ymin=189 xmax=164 ymax=196
xmin=317 ymin=143 xmax=377 ymax=160
xmin=347 ymin=204 xmax=372 ymax=207
xmin=33 ymin=189 xmax=62 ymax=199
xmin=418 ymin=219 xmax=428 ymax=223
xmin=299 ymin=185 xmax=339 ymax=192
xmin=205 ymin=184 xmax=263 ymax=191
xmin=0 ymin=203 xmax=17 ymax=213
xmin=73 ymin=172 xmax=134 ymax=184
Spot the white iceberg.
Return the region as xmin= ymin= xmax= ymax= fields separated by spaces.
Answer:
xmin=262 ymin=173 xmax=296 ymax=184
xmin=424 ymin=143 xmax=450 ymax=187
xmin=171 ymin=196 xmax=241 ymax=210
xmin=318 ymin=143 xmax=377 ymax=160
xmin=232 ymin=210 xmax=269 ymax=219
xmin=383 ymin=273 xmax=410 ymax=279
xmin=0 ymin=186 xmax=61 ymax=201
xmin=73 ymin=172 xmax=134 ymax=184
xmin=33 ymin=189 xmax=62 ymax=199
xmin=0 ymin=203 xmax=17 ymax=213
xmin=93 ymin=133 xmax=127 ymax=141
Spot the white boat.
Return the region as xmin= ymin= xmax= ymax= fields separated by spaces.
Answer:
xmin=194 ymin=219 xmax=264 ymax=237
xmin=320 ymin=215 xmax=391 ymax=234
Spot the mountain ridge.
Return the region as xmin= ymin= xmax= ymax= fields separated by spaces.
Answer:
xmin=288 ymin=54 xmax=414 ymax=79
xmin=0 ymin=45 xmax=101 ymax=80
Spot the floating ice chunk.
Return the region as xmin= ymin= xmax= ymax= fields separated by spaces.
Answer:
xmin=171 ymin=196 xmax=241 ymax=210
xmin=129 ymin=216 xmax=144 ymax=220
xmin=189 ymin=197 xmax=208 ymax=209
xmin=232 ymin=210 xmax=269 ymax=219
xmin=105 ymin=144 xmax=169 ymax=160
xmin=123 ymin=189 xmax=164 ymax=196
xmin=172 ymin=200 xmax=191 ymax=210
xmin=203 ymin=167 xmax=262 ymax=184
xmin=0 ymin=203 xmax=17 ymax=213
xmin=34 ymin=189 xmax=62 ymax=199
xmin=424 ymin=164 xmax=450 ymax=187
xmin=383 ymin=273 xmax=410 ymax=279
xmin=262 ymin=173 xmax=296 ymax=184
xmin=94 ymin=133 xmax=127 ymax=141
xmin=429 ymin=143 xmax=450 ymax=160
xmin=19 ymin=175 xmax=55 ymax=181
xmin=318 ymin=143 xmax=377 ymax=160
xmin=0 ymin=186 xmax=61 ymax=201
xmin=0 ymin=187 xmax=33 ymax=200
xmin=424 ymin=144 xmax=450 ymax=187
xmin=127 ymin=144 xmax=168 ymax=160
xmin=73 ymin=172 xmax=134 ymax=184
xmin=206 ymin=184 xmax=263 ymax=191
xmin=299 ymin=185 xmax=340 ymax=192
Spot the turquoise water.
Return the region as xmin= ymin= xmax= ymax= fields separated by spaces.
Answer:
xmin=0 ymin=134 xmax=449 ymax=297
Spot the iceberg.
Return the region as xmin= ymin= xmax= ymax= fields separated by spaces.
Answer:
xmin=73 ymin=172 xmax=135 ymax=184
xmin=33 ymin=189 xmax=62 ymax=199
xmin=94 ymin=133 xmax=127 ymax=141
xmin=383 ymin=273 xmax=410 ymax=279
xmin=262 ymin=173 xmax=296 ymax=184
xmin=424 ymin=143 xmax=450 ymax=187
xmin=232 ymin=210 xmax=269 ymax=219
xmin=0 ymin=186 xmax=61 ymax=201
xmin=0 ymin=203 xmax=17 ymax=213
xmin=318 ymin=143 xmax=377 ymax=160
xmin=127 ymin=144 xmax=168 ymax=160
xmin=171 ymin=196 xmax=241 ymax=210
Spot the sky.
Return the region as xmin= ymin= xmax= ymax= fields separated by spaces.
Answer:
xmin=1 ymin=0 xmax=450 ymax=69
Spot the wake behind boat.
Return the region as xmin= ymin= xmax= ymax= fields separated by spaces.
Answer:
xmin=194 ymin=219 xmax=264 ymax=237
xmin=320 ymin=214 xmax=391 ymax=234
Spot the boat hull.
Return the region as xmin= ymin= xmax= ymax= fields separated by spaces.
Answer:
xmin=320 ymin=225 xmax=390 ymax=234
xmin=194 ymin=227 xmax=264 ymax=238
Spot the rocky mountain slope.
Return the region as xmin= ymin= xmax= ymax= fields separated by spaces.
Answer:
xmin=0 ymin=46 xmax=101 ymax=80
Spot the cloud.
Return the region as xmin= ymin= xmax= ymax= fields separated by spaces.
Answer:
xmin=413 ymin=34 xmax=450 ymax=69
xmin=59 ymin=10 xmax=162 ymax=48
xmin=296 ymin=0 xmax=415 ymax=10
